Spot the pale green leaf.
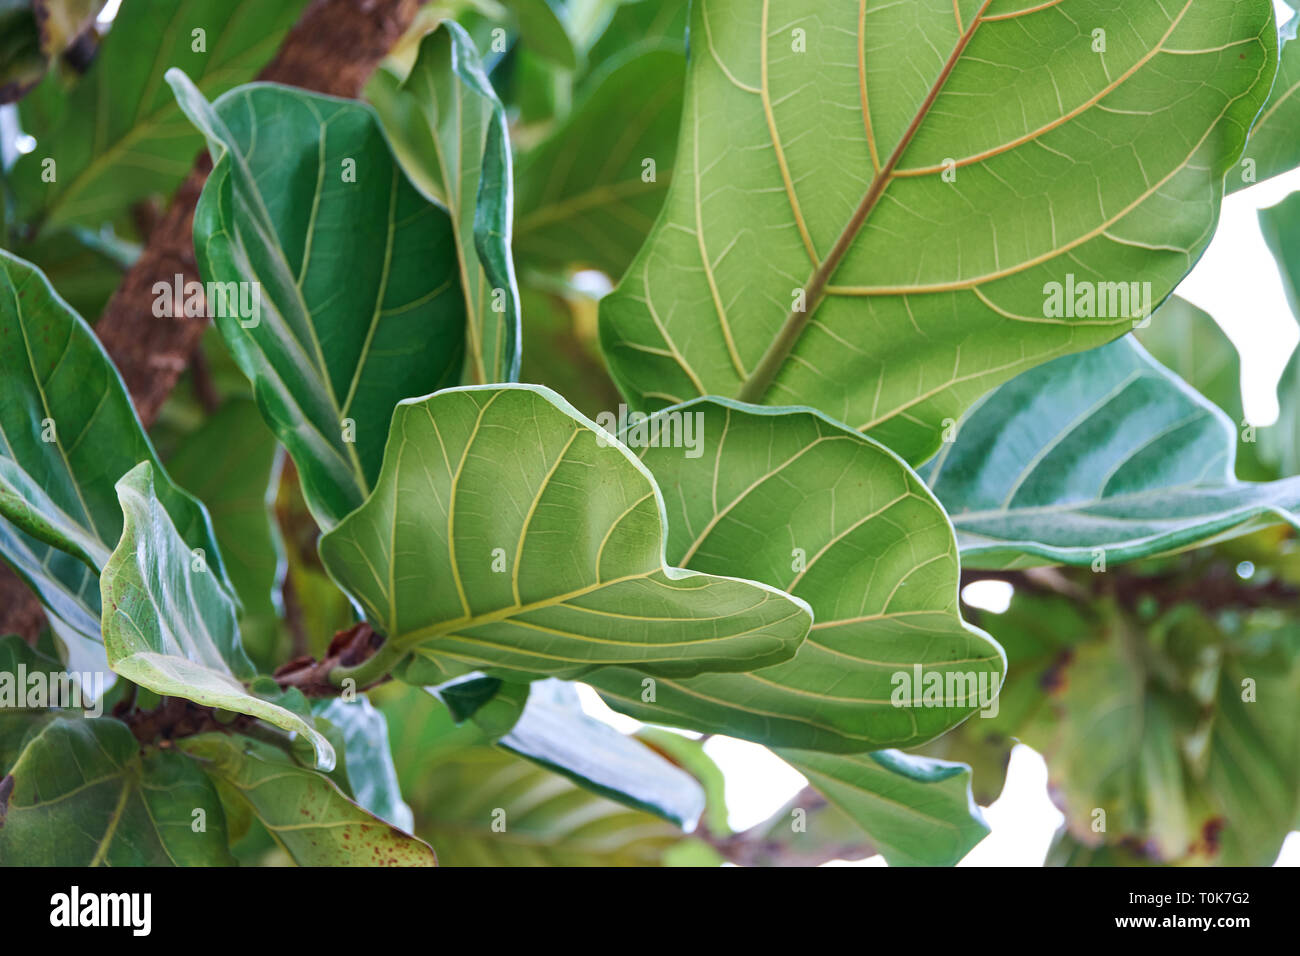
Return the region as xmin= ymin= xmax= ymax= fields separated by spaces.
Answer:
xmin=318 ymin=385 xmax=812 ymax=680
xmin=600 ymin=0 xmax=1277 ymax=465
xmin=587 ymin=399 xmax=1003 ymax=751
xmin=100 ymin=461 xmax=335 ymax=770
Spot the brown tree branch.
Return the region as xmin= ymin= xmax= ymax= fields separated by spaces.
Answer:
xmin=0 ymin=0 xmax=422 ymax=641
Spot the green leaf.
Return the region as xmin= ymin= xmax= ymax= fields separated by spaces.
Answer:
xmin=493 ymin=679 xmax=706 ymax=827
xmin=586 ymin=399 xmax=1003 ymax=751
xmin=367 ymin=22 xmax=521 ymax=385
xmin=99 ymin=461 xmax=335 ymax=770
xmin=10 ymin=0 xmax=308 ymax=230
xmin=514 ymin=46 xmax=684 ymax=278
xmin=0 ymin=716 xmax=236 ymax=865
xmin=318 ymin=385 xmax=812 ymax=680
xmin=927 ymin=336 xmax=1300 ymax=569
xmin=169 ymin=70 xmax=468 ymax=529
xmin=312 ymin=697 xmax=414 ymax=831
xmin=504 ymin=0 xmax=576 ymax=70
xmin=166 ymin=398 xmax=285 ymax=632
xmin=1020 ymin=610 xmax=1299 ymax=865
xmin=382 ymin=687 xmax=692 ymax=865
xmin=0 ymin=249 xmax=227 ymax=671
xmin=599 ymin=0 xmax=1277 ymax=465
xmin=0 ymin=635 xmax=65 ymax=773
xmin=4 ymin=225 xmax=138 ymax=321
xmin=1230 ymin=7 xmax=1300 ymax=192
xmin=179 ymin=732 xmax=436 ymax=866
xmin=1258 ymin=190 xmax=1300 ymax=476
xmin=776 ymin=750 xmax=989 ymax=866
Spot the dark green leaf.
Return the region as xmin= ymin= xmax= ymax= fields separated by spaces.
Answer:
xmin=367 ymin=22 xmax=521 ymax=385
xmin=0 ymin=716 xmax=235 ymax=865
xmin=170 ymin=70 xmax=467 ymax=529
xmin=10 ymin=0 xmax=308 ymax=230
xmin=927 ymin=336 xmax=1300 ymax=569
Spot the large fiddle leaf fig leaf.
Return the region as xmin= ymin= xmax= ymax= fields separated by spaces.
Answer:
xmin=514 ymin=45 xmax=685 ymax=279
xmin=0 ymin=250 xmax=228 ymax=671
xmin=169 ymin=70 xmax=467 ymax=529
xmin=1230 ymin=3 xmax=1300 ymax=192
xmin=586 ymin=399 xmax=1003 ymax=751
xmin=367 ymin=22 xmax=521 ymax=385
xmin=10 ymin=0 xmax=308 ymax=231
xmin=926 ymin=336 xmax=1300 ymax=569
xmin=599 ymin=0 xmax=1277 ymax=465
xmin=318 ymin=385 xmax=811 ymax=679
xmin=179 ymin=732 xmax=436 ymax=866
xmin=0 ymin=716 xmax=236 ymax=865
xmin=100 ymin=462 xmax=335 ymax=770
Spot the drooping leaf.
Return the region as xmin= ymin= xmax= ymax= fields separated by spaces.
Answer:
xmin=586 ymin=398 xmax=1003 ymax=751
xmin=0 ymin=250 xmax=227 ymax=671
xmin=312 ymin=697 xmax=414 ymax=831
xmin=367 ymin=22 xmax=521 ymax=385
xmin=494 ymin=678 xmax=706 ymax=827
xmin=774 ymin=749 xmax=989 ymax=867
xmin=99 ymin=461 xmax=335 ymax=769
xmin=179 ymin=732 xmax=436 ymax=866
xmin=1230 ymin=5 xmax=1300 ymax=192
xmin=169 ymin=70 xmax=467 ymax=529
xmin=926 ymin=336 xmax=1300 ymax=569
xmin=381 ymin=687 xmax=693 ymax=866
xmin=0 ymin=716 xmax=236 ymax=865
xmin=599 ymin=0 xmax=1277 ymax=465
xmin=514 ymin=46 xmax=684 ymax=279
xmin=10 ymin=0 xmax=309 ymax=231
xmin=318 ymin=385 xmax=812 ymax=681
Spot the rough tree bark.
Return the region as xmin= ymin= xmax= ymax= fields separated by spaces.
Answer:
xmin=1 ymin=0 xmax=421 ymax=641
